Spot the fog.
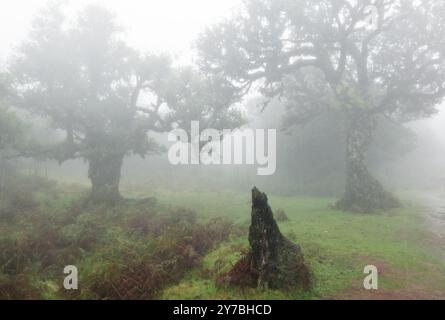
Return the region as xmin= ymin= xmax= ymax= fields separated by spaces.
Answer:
xmin=0 ymin=0 xmax=242 ymax=65
xmin=1 ymin=0 xmax=445 ymax=301
xmin=2 ymin=0 xmax=443 ymax=195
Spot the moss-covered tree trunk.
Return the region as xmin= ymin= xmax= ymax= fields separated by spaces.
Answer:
xmin=335 ymin=111 xmax=400 ymax=213
xmin=248 ymin=187 xmax=310 ymax=290
xmin=87 ymin=152 xmax=124 ymax=204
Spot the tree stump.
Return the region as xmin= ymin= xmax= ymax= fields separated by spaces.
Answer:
xmin=224 ymin=187 xmax=311 ymax=290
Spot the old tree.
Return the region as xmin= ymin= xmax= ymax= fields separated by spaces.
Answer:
xmin=198 ymin=0 xmax=445 ymax=212
xmin=12 ymin=5 xmax=242 ymax=204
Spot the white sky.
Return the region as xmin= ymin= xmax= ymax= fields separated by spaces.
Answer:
xmin=0 ymin=0 xmax=443 ymax=132
xmin=0 ymin=0 xmax=242 ymax=65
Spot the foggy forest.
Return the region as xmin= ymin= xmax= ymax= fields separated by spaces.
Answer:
xmin=1 ymin=0 xmax=445 ymax=301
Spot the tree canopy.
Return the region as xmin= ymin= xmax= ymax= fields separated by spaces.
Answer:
xmin=197 ymin=0 xmax=445 ymax=212
xmin=12 ymin=4 xmax=243 ymax=203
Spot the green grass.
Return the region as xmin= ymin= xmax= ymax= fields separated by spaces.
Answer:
xmin=2 ymin=184 xmax=445 ymax=299
xmin=147 ymin=190 xmax=445 ymax=299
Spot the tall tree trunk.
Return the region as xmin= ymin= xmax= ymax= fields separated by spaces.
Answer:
xmin=335 ymin=111 xmax=400 ymax=213
xmin=87 ymin=152 xmax=124 ymax=204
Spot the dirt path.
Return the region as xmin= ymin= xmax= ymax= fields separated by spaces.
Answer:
xmin=414 ymin=192 xmax=445 ymax=240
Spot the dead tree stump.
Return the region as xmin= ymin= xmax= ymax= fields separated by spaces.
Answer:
xmin=224 ymin=187 xmax=311 ymax=290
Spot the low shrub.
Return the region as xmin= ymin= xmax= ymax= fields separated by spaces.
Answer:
xmin=0 ymin=192 xmax=241 ymax=300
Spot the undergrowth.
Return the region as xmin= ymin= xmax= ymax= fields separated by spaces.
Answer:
xmin=0 ymin=181 xmax=240 ymax=299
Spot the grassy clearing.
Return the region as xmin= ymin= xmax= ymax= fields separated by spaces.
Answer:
xmin=1 ymin=184 xmax=444 ymax=299
xmin=151 ymin=190 xmax=445 ymax=299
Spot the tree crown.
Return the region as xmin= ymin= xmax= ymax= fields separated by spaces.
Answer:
xmin=198 ymin=0 xmax=445 ymax=129
xmin=13 ymin=3 xmax=244 ymax=162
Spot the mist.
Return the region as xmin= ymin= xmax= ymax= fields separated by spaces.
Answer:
xmin=1 ymin=0 xmax=445 ymax=302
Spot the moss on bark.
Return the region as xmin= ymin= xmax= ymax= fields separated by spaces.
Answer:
xmin=335 ymin=112 xmax=400 ymax=213
xmin=87 ymin=152 xmax=124 ymax=205
xmin=226 ymin=187 xmax=311 ymax=290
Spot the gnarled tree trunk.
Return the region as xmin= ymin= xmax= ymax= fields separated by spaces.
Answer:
xmin=225 ymin=187 xmax=311 ymax=290
xmin=87 ymin=152 xmax=124 ymax=204
xmin=335 ymin=111 xmax=400 ymax=213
